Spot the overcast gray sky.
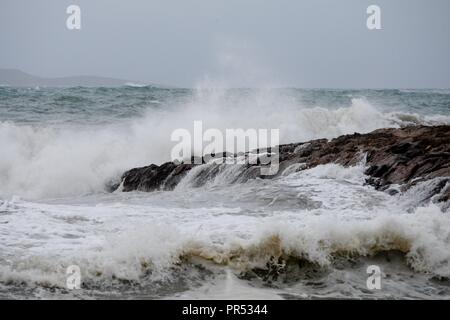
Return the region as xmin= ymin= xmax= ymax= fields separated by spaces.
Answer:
xmin=1 ymin=0 xmax=449 ymax=88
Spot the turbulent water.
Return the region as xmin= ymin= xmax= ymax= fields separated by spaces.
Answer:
xmin=1 ymin=86 xmax=450 ymax=299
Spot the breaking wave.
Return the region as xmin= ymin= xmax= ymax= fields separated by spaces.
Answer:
xmin=1 ymin=88 xmax=449 ymax=199
xmin=1 ymin=204 xmax=449 ymax=291
xmin=0 ymin=159 xmax=449 ymax=299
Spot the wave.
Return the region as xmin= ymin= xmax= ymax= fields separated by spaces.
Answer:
xmin=124 ymin=82 xmax=148 ymax=88
xmin=1 ymin=88 xmax=449 ymax=199
xmin=0 ymin=203 xmax=448 ymax=291
xmin=0 ymin=162 xmax=448 ymax=298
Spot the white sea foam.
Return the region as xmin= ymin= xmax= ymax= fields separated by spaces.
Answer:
xmin=124 ymin=82 xmax=147 ymax=88
xmin=0 ymin=163 xmax=448 ymax=297
xmin=1 ymin=89 xmax=448 ymax=199
xmin=1 ymin=202 xmax=449 ymax=292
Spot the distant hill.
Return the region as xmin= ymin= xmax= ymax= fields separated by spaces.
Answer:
xmin=0 ymin=69 xmax=149 ymax=87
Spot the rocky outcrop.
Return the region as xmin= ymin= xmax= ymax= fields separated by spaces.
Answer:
xmin=118 ymin=162 xmax=194 ymax=192
xmin=278 ymin=125 xmax=450 ymax=189
xmin=113 ymin=125 xmax=450 ymax=202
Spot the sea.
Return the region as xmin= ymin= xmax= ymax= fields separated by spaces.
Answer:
xmin=0 ymin=86 xmax=450 ymax=299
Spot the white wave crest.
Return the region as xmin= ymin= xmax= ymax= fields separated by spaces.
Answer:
xmin=0 ymin=89 xmax=448 ymax=199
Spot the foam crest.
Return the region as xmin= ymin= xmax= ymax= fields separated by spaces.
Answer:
xmin=0 ymin=89 xmax=448 ymax=199
xmin=1 ymin=201 xmax=449 ymax=291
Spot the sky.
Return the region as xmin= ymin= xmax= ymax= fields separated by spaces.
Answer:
xmin=1 ymin=0 xmax=449 ymax=88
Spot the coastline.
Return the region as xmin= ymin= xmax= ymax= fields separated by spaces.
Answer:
xmin=116 ymin=125 xmax=450 ymax=208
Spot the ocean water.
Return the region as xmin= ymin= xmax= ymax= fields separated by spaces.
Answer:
xmin=0 ymin=86 xmax=450 ymax=299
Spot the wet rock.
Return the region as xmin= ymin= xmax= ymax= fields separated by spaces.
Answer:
xmin=115 ymin=125 xmax=450 ymax=201
xmin=121 ymin=162 xmax=193 ymax=192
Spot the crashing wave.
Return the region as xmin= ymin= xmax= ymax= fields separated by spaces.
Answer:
xmin=1 ymin=203 xmax=449 ymax=291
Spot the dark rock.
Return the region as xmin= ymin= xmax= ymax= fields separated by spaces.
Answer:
xmin=114 ymin=125 xmax=450 ymax=201
xmin=120 ymin=162 xmax=195 ymax=192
